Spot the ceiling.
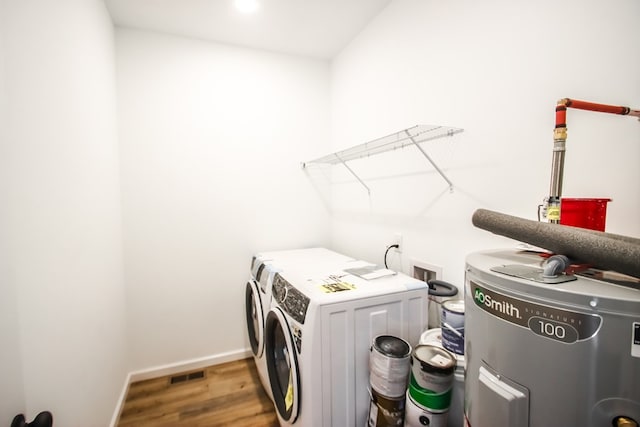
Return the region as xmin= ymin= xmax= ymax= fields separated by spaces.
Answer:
xmin=104 ymin=0 xmax=392 ymax=60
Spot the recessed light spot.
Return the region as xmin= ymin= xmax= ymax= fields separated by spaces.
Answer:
xmin=234 ymin=0 xmax=260 ymax=14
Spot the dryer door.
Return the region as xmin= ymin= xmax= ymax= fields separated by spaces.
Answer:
xmin=245 ymin=280 xmax=265 ymax=358
xmin=265 ymin=307 xmax=300 ymax=423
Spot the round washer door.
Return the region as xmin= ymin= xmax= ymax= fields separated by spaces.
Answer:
xmin=265 ymin=307 xmax=300 ymax=423
xmin=245 ymin=280 xmax=265 ymax=358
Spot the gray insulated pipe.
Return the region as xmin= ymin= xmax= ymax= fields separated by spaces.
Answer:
xmin=472 ymin=209 xmax=640 ymax=279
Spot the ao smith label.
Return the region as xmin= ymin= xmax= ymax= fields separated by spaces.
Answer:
xmin=471 ymin=281 xmax=601 ymax=343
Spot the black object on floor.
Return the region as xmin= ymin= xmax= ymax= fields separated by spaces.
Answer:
xmin=11 ymin=414 xmax=26 ymax=427
xmin=10 ymin=411 xmax=53 ymax=427
xmin=29 ymin=412 xmax=53 ymax=427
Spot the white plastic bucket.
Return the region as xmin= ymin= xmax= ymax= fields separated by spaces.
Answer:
xmin=404 ymin=390 xmax=448 ymax=427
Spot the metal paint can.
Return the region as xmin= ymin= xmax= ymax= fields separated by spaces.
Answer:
xmin=369 ymin=335 xmax=412 ymax=398
xmin=418 ymin=328 xmax=466 ymax=427
xmin=411 ymin=344 xmax=456 ymax=394
xmin=405 ymin=389 xmax=448 ymax=427
xmin=367 ymin=387 xmax=406 ymax=427
xmin=441 ymin=299 xmax=465 ymax=355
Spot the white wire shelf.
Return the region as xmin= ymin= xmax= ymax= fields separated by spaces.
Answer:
xmin=302 ymin=124 xmax=463 ymax=193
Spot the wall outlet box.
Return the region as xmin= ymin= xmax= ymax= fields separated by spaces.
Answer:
xmin=409 ymin=258 xmax=442 ymax=283
xmin=393 ymin=233 xmax=403 ymax=253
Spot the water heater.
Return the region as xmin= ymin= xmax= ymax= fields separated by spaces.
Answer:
xmin=464 ymin=249 xmax=640 ymax=427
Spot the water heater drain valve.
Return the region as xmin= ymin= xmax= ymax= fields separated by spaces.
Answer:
xmin=614 ymin=416 xmax=639 ymax=427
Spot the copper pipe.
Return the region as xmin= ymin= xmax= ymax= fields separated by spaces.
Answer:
xmin=547 ymin=98 xmax=640 ymax=223
xmin=558 ymin=98 xmax=640 ymax=117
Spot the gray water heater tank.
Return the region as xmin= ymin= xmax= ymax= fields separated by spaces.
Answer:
xmin=464 ymin=249 xmax=640 ymax=427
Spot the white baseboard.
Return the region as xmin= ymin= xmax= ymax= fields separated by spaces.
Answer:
xmin=109 ymin=372 xmax=132 ymax=427
xmin=109 ymin=348 xmax=252 ymax=427
xmin=128 ymin=348 xmax=252 ymax=383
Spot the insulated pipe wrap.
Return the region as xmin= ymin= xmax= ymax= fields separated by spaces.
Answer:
xmin=472 ymin=209 xmax=640 ymax=279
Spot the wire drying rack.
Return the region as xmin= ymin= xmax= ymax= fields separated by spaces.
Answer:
xmin=302 ymin=124 xmax=464 ymax=194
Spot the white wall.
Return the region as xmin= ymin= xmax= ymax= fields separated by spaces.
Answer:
xmin=115 ymin=29 xmax=332 ymax=370
xmin=2 ymin=1 xmax=638 ymax=421
xmin=328 ymin=0 xmax=640 ymax=290
xmin=0 ymin=0 xmax=128 ymax=425
xmin=0 ymin=0 xmax=26 ymax=422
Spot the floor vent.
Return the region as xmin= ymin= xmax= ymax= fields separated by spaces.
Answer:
xmin=169 ymin=370 xmax=206 ymax=385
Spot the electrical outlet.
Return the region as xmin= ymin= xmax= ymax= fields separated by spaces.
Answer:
xmin=393 ymin=233 xmax=402 ymax=253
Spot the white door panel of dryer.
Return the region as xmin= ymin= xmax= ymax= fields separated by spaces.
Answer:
xmin=407 ymin=295 xmax=428 ymax=345
xmin=320 ymin=294 xmax=413 ymax=427
xmin=354 ymin=301 xmax=405 ymax=427
xmin=326 ymin=309 xmax=349 ymax=426
xmin=477 ymin=365 xmax=529 ymax=427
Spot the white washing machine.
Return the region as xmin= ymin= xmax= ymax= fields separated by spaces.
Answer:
xmin=245 ymin=257 xmax=281 ymax=401
xmin=263 ymin=260 xmax=429 ymax=427
xmin=245 ymin=249 xmax=354 ymax=402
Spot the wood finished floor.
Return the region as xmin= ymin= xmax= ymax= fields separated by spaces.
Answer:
xmin=117 ymin=358 xmax=279 ymax=427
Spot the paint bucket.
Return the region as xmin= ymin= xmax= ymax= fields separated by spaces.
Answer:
xmin=441 ymin=300 xmax=465 ymax=355
xmin=404 ymin=389 xmax=448 ymax=427
xmin=419 ymin=327 xmax=465 ymax=371
xmin=410 ymin=344 xmax=456 ymax=395
xmin=369 ymin=335 xmax=412 ymax=398
xmin=427 ymin=280 xmax=459 ymax=330
xmin=406 ymin=373 xmax=451 ymax=426
xmin=560 ymin=197 xmax=611 ymax=231
xmin=418 ymin=328 xmax=465 ymax=427
xmin=367 ymin=387 xmax=406 ymax=427
xmin=419 ymin=328 xmax=443 ymax=347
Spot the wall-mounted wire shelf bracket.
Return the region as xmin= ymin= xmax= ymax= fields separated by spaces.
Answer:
xmin=301 ymin=124 xmax=463 ymax=193
xmin=334 ymin=153 xmax=371 ymax=195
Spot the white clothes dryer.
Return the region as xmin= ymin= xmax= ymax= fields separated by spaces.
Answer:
xmin=254 ymin=247 xmax=355 ymax=276
xmin=264 ymin=264 xmax=429 ymax=427
xmin=246 ymin=256 xmax=272 ymax=352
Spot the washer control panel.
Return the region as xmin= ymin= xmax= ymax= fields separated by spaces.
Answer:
xmin=272 ymin=273 xmax=310 ymax=325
